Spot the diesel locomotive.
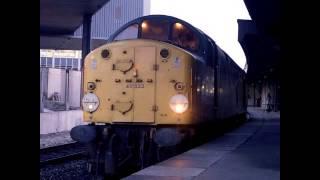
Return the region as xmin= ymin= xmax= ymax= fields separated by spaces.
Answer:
xmin=71 ymin=15 xmax=247 ymax=178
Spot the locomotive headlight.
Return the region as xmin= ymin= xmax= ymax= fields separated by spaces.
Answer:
xmin=169 ymin=94 xmax=189 ymax=114
xmin=82 ymin=93 xmax=100 ymax=112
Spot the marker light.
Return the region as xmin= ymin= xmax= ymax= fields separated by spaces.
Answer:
xmin=169 ymin=94 xmax=189 ymax=114
xmin=174 ymin=23 xmax=183 ymax=30
xmin=82 ymin=93 xmax=100 ymax=112
xmin=142 ymin=22 xmax=147 ymax=29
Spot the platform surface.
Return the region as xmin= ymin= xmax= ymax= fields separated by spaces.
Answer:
xmin=123 ymin=107 xmax=280 ymax=180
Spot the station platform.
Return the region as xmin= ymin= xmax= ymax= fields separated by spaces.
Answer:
xmin=124 ymin=107 xmax=280 ymax=180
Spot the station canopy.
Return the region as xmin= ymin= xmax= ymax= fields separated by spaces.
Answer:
xmin=238 ymin=0 xmax=280 ymax=82
xmin=40 ymin=0 xmax=110 ymax=50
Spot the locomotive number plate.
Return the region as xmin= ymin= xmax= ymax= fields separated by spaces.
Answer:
xmin=126 ymin=83 xmax=144 ymax=88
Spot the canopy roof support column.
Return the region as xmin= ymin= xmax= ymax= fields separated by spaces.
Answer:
xmin=80 ymin=14 xmax=92 ymax=102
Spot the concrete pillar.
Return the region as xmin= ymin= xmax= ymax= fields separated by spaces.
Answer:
xmin=40 ymin=68 xmax=49 ymax=112
xmin=65 ymin=69 xmax=70 ymax=111
xmin=40 ymin=68 xmax=44 ymax=112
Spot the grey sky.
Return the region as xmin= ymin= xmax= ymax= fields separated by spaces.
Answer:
xmin=150 ymin=0 xmax=251 ymax=69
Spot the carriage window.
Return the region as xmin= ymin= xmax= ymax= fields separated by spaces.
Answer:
xmin=40 ymin=57 xmax=46 ymax=67
xmin=67 ymin=58 xmax=72 ymax=68
xmin=61 ymin=58 xmax=66 ymax=68
xmin=114 ymin=24 xmax=139 ymax=41
xmin=172 ymin=23 xmax=199 ymax=51
xmin=141 ymin=20 xmax=169 ymax=41
xmin=54 ymin=58 xmax=60 ymax=67
xmin=47 ymin=57 xmax=53 ymax=68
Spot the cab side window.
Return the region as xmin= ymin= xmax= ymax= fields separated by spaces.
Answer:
xmin=114 ymin=24 xmax=139 ymax=41
xmin=172 ymin=22 xmax=199 ymax=51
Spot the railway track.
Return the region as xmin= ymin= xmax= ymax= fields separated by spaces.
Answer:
xmin=40 ymin=142 xmax=87 ymax=167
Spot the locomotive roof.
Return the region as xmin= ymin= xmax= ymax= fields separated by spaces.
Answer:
xmin=108 ymin=15 xmax=207 ymax=41
xmin=108 ymin=15 xmax=207 ymax=54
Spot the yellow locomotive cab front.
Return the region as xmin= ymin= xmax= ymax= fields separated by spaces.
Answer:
xmin=82 ymin=39 xmax=194 ymax=125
